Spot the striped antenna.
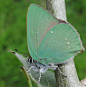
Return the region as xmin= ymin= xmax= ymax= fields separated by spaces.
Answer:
xmin=15 ymin=49 xmax=30 ymax=57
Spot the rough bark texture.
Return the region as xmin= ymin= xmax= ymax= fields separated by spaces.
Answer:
xmin=46 ymin=0 xmax=83 ymax=87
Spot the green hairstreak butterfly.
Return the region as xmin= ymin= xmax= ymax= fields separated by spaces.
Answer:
xmin=12 ymin=3 xmax=84 ymax=83
xmin=26 ymin=3 xmax=84 ymax=82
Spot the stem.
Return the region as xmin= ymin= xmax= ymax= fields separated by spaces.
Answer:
xmin=46 ymin=0 xmax=83 ymax=87
xmin=46 ymin=0 xmax=67 ymax=21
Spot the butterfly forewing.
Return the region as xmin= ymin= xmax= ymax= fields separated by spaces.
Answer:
xmin=27 ymin=4 xmax=59 ymax=61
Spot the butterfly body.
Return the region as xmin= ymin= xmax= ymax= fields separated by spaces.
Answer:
xmin=26 ymin=56 xmax=58 ymax=83
xmin=27 ymin=57 xmax=48 ymax=73
xmin=27 ymin=57 xmax=57 ymax=72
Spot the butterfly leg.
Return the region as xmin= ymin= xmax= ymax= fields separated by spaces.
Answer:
xmin=49 ymin=65 xmax=67 ymax=77
xmin=57 ymin=66 xmax=67 ymax=77
xmin=27 ymin=66 xmax=33 ymax=73
xmin=37 ymin=69 xmax=42 ymax=83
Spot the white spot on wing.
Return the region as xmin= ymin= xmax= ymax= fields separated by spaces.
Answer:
xmin=67 ymin=42 xmax=70 ymax=44
xmin=51 ymin=31 xmax=53 ymax=33
xmin=65 ymin=38 xmax=67 ymax=40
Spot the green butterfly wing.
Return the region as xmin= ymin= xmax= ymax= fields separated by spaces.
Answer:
xmin=27 ymin=4 xmax=59 ymax=61
xmin=27 ymin=4 xmax=84 ymax=64
xmin=39 ymin=23 xmax=83 ymax=64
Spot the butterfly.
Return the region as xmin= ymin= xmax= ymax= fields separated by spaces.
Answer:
xmin=26 ymin=3 xmax=84 ymax=83
xmin=12 ymin=3 xmax=84 ymax=83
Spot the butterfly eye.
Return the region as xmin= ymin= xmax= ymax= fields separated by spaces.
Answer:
xmin=28 ymin=58 xmax=32 ymax=63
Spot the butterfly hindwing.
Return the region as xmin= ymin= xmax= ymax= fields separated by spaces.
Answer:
xmin=39 ymin=23 xmax=82 ymax=64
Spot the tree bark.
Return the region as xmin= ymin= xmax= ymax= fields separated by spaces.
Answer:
xmin=46 ymin=0 xmax=83 ymax=87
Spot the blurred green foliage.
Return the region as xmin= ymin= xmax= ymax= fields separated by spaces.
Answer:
xmin=0 ymin=0 xmax=86 ymax=87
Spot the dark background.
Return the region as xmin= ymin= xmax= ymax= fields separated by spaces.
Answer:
xmin=0 ymin=0 xmax=86 ymax=87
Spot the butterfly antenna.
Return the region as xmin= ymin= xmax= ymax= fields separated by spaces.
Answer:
xmin=15 ymin=49 xmax=30 ymax=57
